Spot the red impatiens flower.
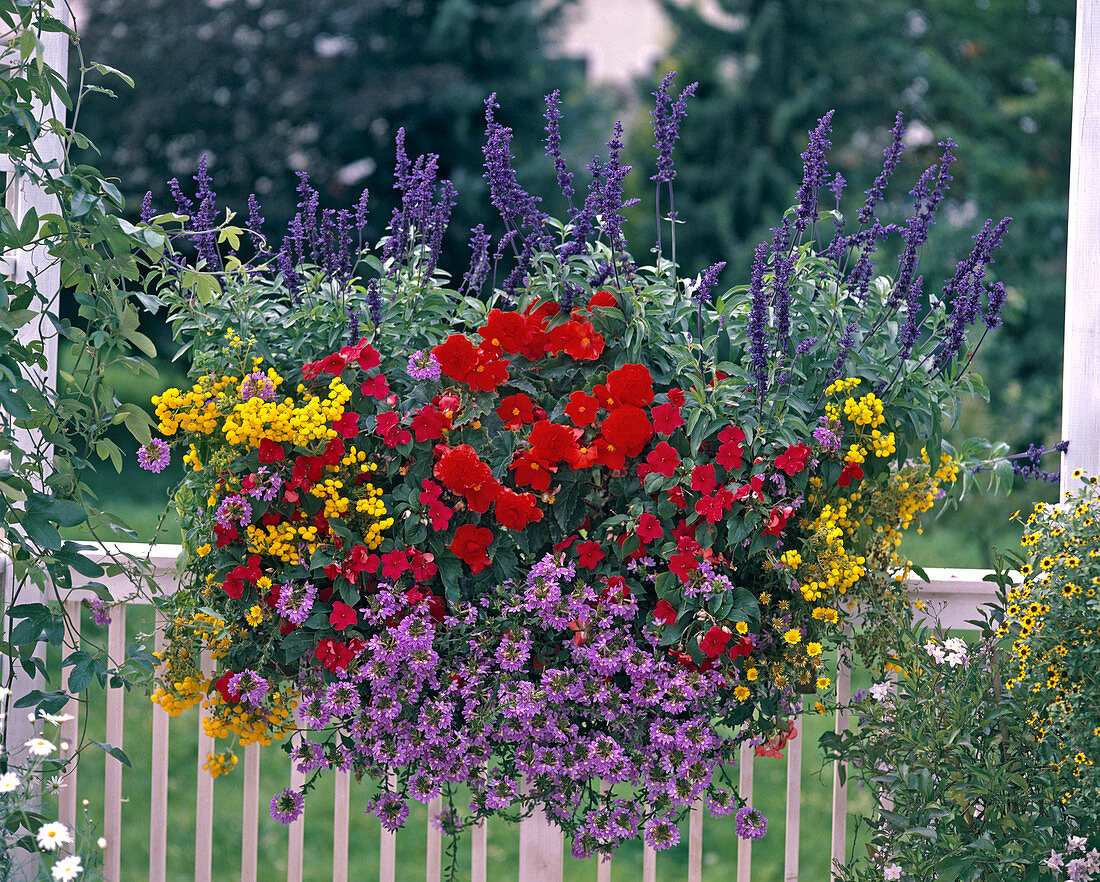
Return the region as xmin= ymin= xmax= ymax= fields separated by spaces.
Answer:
xmin=361 ymin=374 xmax=391 ymax=399
xmin=599 ymin=405 xmax=654 ymax=459
xmin=637 ymin=512 xmax=663 ymax=544
xmin=329 ymin=601 xmax=358 ymax=631
xmin=690 ymin=463 xmax=717 ymax=496
xmin=695 ymin=494 xmax=726 ymax=524
xmin=651 ymin=402 xmax=684 ymax=435
xmin=728 ymin=635 xmax=754 ymax=660
xmin=565 ymin=390 xmax=600 ymax=428
xmin=838 ymin=461 xmax=864 ymax=487
xmin=527 ymin=420 xmax=580 ymax=466
xmin=716 ymin=425 xmax=747 ymax=472
xmin=775 ymin=442 xmax=811 ymax=475
xmin=494 ymin=488 xmax=544 ymax=531
xmin=607 ymin=363 xmax=654 ymax=408
xmin=700 ymin=625 xmax=732 ymax=659
xmin=258 ymin=438 xmax=285 ymax=463
xmin=576 ymin=540 xmax=606 ymax=570
xmin=667 ymin=485 xmax=687 ymax=509
xmin=319 ymin=352 xmax=347 ymax=376
xmin=511 ymin=452 xmax=554 ymax=491
xmin=331 ymin=411 xmax=359 ymax=439
xmin=669 ymin=548 xmax=699 ymax=582
xmin=666 ymin=387 xmax=685 ymax=407
xmin=410 ymin=406 xmax=447 ymax=442
xmin=495 ymin=393 xmax=536 ymax=430
xmin=762 ymin=506 xmax=793 ymax=536
xmin=449 ymin=524 xmax=494 ymax=573
xmin=479 ymin=308 xmax=529 ymax=354
xmin=314 ymin=638 xmax=364 ymax=673
xmin=653 ymin=598 xmax=677 ymax=625
xmin=645 ymin=441 xmax=680 ymax=478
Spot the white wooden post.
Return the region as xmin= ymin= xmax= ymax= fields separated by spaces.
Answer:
xmin=1062 ymin=0 xmax=1100 ymax=491
xmin=1 ymin=9 xmax=69 ymax=757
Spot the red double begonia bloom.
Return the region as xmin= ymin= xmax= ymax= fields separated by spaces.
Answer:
xmin=411 ymin=406 xmax=447 ymax=442
xmin=646 ymin=441 xmax=680 ymax=478
xmin=576 ymin=540 xmax=606 ymax=570
xmin=691 ymin=463 xmax=717 ymax=496
xmin=511 ymin=452 xmax=554 ymax=491
xmin=565 ymin=442 xmax=598 ymax=470
xmin=496 ymin=393 xmax=536 ymax=430
xmin=433 ymin=334 xmax=480 ymax=384
xmin=494 ymin=488 xmax=544 ymax=531
xmin=464 ymin=479 xmax=502 ymax=514
xmin=449 ymin=524 xmax=494 ymax=573
xmin=700 ymin=625 xmax=732 ymax=659
xmin=527 ymin=420 xmax=580 ymax=466
xmin=587 ymin=290 xmax=618 ymax=310
xmin=479 ymin=309 xmax=528 ymax=354
xmin=330 ymin=601 xmax=358 ymax=631
xmin=599 ymin=405 xmax=653 ymax=459
xmin=637 ymin=512 xmax=663 ymax=544
xmin=434 ymin=444 xmax=493 ymax=497
xmin=716 ymin=425 xmax=747 ymax=472
xmin=548 ymin=320 xmax=604 ymax=360
xmin=564 ymin=390 xmax=600 ymax=427
xmin=467 ymin=347 xmax=510 ymax=392
xmin=651 ymin=402 xmax=684 ymax=435
xmin=775 ymin=442 xmax=811 ymax=475
xmin=607 ymin=364 xmax=654 ymax=408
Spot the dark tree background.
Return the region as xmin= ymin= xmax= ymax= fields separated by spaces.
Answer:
xmin=74 ymin=0 xmax=605 ymax=274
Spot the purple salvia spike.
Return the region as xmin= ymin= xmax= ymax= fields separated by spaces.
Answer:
xmin=650 ymin=71 xmax=698 ymax=184
xmin=794 ymin=111 xmax=834 ymax=235
xmin=746 ymin=243 xmax=770 ymax=399
xmin=544 ymin=90 xmax=574 ymax=207
xmin=858 ymin=112 xmax=907 ymax=230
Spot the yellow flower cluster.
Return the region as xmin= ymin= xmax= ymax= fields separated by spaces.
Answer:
xmin=203 ymin=749 xmax=238 ymax=779
xmin=153 ymin=376 xmax=235 ymax=436
xmin=201 ymin=689 xmax=296 ymax=748
xmin=843 ymin=391 xmax=886 ymax=429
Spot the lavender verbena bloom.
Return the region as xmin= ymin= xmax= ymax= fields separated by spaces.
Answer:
xmin=228 ymin=670 xmax=268 ymax=707
xmin=88 ymin=598 xmax=111 ymax=627
xmin=269 ymin=788 xmax=304 ymax=825
xmin=692 ymin=261 xmax=726 ymax=306
xmin=794 ymin=110 xmax=834 ymax=235
xmin=246 ymin=467 xmax=282 ymax=502
xmin=746 ymin=243 xmax=771 ymax=398
xmin=137 ymin=438 xmax=170 ymax=473
xmin=276 ymin=581 xmax=317 ymax=625
xmin=650 ymin=71 xmax=698 ymax=183
xmin=544 ymin=89 xmax=574 ymax=206
xmin=407 ymin=351 xmax=442 ymax=381
xmin=858 ymin=112 xmax=907 ymax=229
xmin=735 ymin=806 xmax=768 ymax=841
xmin=215 ymin=494 xmax=251 ymax=529
xmin=240 ymin=371 xmax=276 ymax=402
xmin=460 ymin=224 xmax=491 ymax=295
xmin=140 ymin=191 xmax=154 ymax=224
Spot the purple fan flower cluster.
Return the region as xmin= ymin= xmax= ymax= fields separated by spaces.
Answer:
xmin=228 ymin=670 xmax=268 ymax=707
xmin=407 ymin=350 xmax=442 ymax=382
xmin=735 ymin=805 xmax=768 ymax=841
xmin=269 ymin=787 xmax=304 ymax=825
xmin=279 ymin=555 xmax=772 ymax=859
xmin=276 ymin=580 xmax=317 ymax=625
xmin=215 ymin=494 xmax=251 ymax=529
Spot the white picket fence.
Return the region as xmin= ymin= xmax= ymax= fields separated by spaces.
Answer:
xmin=7 ymin=543 xmax=997 ymax=882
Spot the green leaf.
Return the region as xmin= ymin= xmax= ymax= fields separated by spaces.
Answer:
xmin=90 ymin=740 xmax=131 ymax=768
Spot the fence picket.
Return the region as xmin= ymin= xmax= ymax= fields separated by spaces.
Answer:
xmin=104 ymin=604 xmax=126 ymax=882
xmin=242 ymin=745 xmax=260 ymax=881
xmin=195 ymin=651 xmax=215 ymax=882
xmin=785 ymin=713 xmax=803 ymax=881
xmin=688 ymin=799 xmax=703 ymax=882
xmin=831 ymin=649 xmax=852 ymax=879
xmin=149 ymin=612 xmax=169 ymax=882
xmin=334 ymin=769 xmax=350 ymax=882
xmin=736 ymin=741 xmax=754 ymax=882
xmin=471 ymin=817 xmax=487 ymax=882
xmin=426 ymin=794 xmax=442 ymax=881
xmin=288 ymin=762 xmax=306 ymax=882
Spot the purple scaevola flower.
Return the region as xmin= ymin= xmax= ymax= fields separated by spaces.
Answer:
xmin=228 ymin=670 xmax=268 ymax=707
xmin=735 ymin=805 xmax=768 ymax=840
xmin=137 ymin=438 xmax=170 ymax=473
xmin=407 ymin=350 xmax=442 ymax=381
xmin=276 ymin=581 xmax=317 ymax=625
xmin=269 ymin=788 xmax=304 ymax=825
xmin=215 ymin=494 xmax=251 ymax=529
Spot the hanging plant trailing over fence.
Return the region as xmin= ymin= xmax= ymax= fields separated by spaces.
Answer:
xmin=139 ymin=74 xmax=1022 ymax=864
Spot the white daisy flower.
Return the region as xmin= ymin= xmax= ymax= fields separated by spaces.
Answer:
xmin=50 ymin=855 xmax=82 ymax=881
xmin=0 ymin=772 xmax=20 ymax=793
xmin=25 ymin=737 xmax=56 ymax=757
xmin=36 ymin=821 xmax=71 ymax=852
xmin=40 ymin=712 xmax=75 ymax=725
